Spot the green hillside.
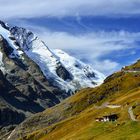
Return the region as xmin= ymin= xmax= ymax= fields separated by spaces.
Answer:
xmin=9 ymin=60 xmax=140 ymax=140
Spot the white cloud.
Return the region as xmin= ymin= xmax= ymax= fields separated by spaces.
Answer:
xmin=1 ymin=0 xmax=140 ymax=19
xmin=0 ymin=1 xmax=139 ymax=75
xmin=92 ymin=60 xmax=120 ymax=75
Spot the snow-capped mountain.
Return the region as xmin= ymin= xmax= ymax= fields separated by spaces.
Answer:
xmin=0 ymin=20 xmax=105 ymax=138
xmin=0 ymin=20 xmax=105 ymax=93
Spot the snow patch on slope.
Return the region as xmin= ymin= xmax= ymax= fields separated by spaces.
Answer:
xmin=53 ymin=49 xmax=105 ymax=86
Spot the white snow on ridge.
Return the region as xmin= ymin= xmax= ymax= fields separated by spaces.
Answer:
xmin=0 ymin=24 xmax=23 ymax=59
xmin=0 ymin=23 xmax=105 ymax=92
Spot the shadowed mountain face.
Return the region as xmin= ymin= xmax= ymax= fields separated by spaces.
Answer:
xmin=0 ymin=36 xmax=64 ymax=112
xmin=0 ymin=70 xmax=25 ymax=126
xmin=8 ymin=60 xmax=140 ymax=140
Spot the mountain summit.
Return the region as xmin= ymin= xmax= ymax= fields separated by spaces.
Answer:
xmin=0 ymin=20 xmax=104 ymax=92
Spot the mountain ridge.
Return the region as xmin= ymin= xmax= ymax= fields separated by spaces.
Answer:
xmin=0 ymin=20 xmax=105 ymax=92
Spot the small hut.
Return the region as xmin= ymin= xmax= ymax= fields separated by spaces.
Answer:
xmin=95 ymin=114 xmax=118 ymax=122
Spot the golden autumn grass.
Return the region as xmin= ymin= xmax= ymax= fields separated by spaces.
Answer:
xmin=17 ymin=60 xmax=140 ymax=140
xmin=37 ymin=89 xmax=140 ymax=140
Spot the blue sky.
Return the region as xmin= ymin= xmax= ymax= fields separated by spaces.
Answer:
xmin=1 ymin=0 xmax=140 ymax=75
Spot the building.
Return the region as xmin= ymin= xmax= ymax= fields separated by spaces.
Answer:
xmin=95 ymin=114 xmax=118 ymax=122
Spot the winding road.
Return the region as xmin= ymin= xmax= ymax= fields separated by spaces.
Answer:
xmin=128 ymin=106 xmax=137 ymax=121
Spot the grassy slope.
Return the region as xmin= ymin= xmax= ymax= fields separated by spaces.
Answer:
xmin=12 ymin=60 xmax=140 ymax=140
xmin=124 ymin=59 xmax=140 ymax=71
xmin=36 ymin=89 xmax=140 ymax=140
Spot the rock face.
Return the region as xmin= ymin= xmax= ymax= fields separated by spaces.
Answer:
xmin=56 ymin=65 xmax=73 ymax=81
xmin=0 ymin=70 xmax=25 ymax=139
xmin=0 ymin=108 xmax=25 ymax=126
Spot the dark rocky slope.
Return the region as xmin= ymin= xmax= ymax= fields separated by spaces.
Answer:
xmin=0 ymin=35 xmax=68 ymax=111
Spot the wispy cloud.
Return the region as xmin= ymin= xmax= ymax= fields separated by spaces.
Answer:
xmin=0 ymin=1 xmax=139 ymax=75
xmin=1 ymin=0 xmax=140 ymax=19
xmin=92 ymin=60 xmax=120 ymax=75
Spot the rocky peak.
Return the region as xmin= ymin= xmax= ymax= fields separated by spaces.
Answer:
xmin=0 ymin=20 xmax=9 ymax=30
